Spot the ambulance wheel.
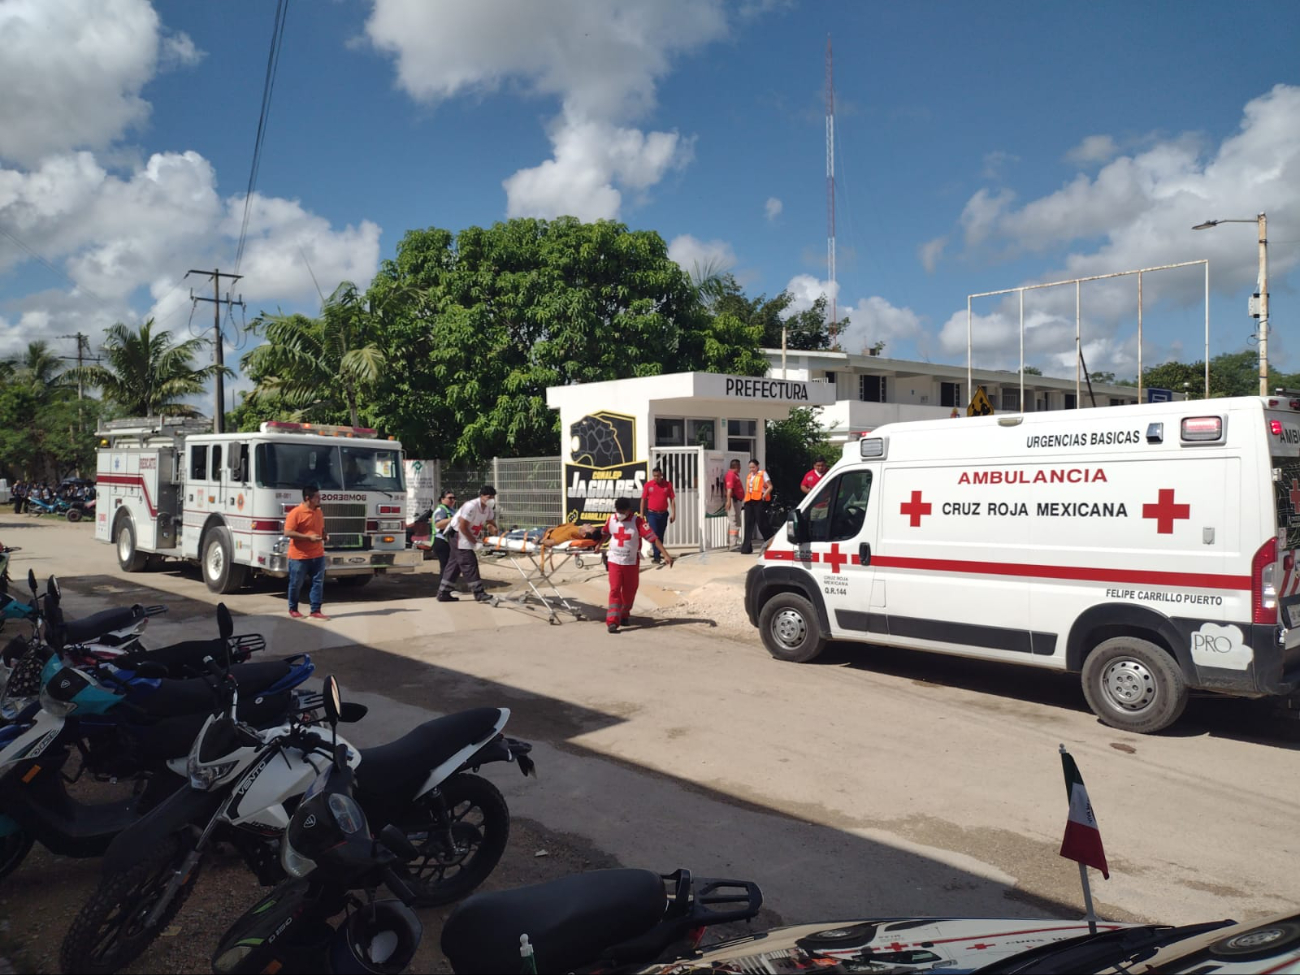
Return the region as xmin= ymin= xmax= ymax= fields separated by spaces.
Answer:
xmin=758 ymin=592 xmax=826 ymax=663
xmin=202 ymin=528 xmax=247 ymax=594
xmin=1081 ymin=636 xmax=1187 ymax=734
xmin=114 ymin=518 xmax=148 ymax=573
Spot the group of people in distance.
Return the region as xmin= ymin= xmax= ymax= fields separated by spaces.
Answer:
xmin=284 ymin=454 xmax=832 ymax=630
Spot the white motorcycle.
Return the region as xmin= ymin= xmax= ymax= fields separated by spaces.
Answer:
xmin=61 ymin=670 xmax=536 ymax=974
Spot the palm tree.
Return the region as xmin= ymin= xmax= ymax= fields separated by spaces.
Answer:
xmin=73 ymin=320 xmax=227 ymax=417
xmin=6 ymin=341 xmax=67 ymax=393
xmin=242 ymin=281 xmax=394 ymax=427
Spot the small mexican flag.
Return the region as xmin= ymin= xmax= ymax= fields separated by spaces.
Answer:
xmin=1059 ymin=748 xmax=1109 ymax=879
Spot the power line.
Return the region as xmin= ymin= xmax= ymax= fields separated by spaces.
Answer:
xmin=0 ymin=225 xmax=107 ymax=304
xmin=234 ymin=0 xmax=291 ymax=273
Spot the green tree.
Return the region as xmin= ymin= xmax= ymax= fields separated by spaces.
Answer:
xmin=365 ymin=217 xmax=767 ymax=462
xmin=764 ymin=407 xmax=833 ymax=503
xmin=241 ymin=281 xmax=396 ymax=428
xmin=73 ymin=320 xmax=225 ymax=418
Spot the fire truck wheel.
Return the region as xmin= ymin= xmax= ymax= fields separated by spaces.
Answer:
xmin=336 ymin=574 xmax=372 ymax=588
xmin=202 ymin=527 xmax=247 ymax=594
xmin=114 ymin=517 xmax=148 ymax=572
xmin=1081 ymin=636 xmax=1188 ymax=734
xmin=758 ymin=591 xmax=826 ymax=663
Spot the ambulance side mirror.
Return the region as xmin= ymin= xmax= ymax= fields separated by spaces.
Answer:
xmin=787 ymin=508 xmax=810 ymax=545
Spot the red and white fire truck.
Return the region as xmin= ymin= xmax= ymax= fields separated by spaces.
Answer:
xmin=95 ymin=417 xmax=422 ymax=592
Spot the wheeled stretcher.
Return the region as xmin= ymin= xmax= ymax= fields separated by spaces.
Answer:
xmin=481 ymin=535 xmax=593 ymax=624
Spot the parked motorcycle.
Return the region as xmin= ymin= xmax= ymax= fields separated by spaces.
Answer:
xmin=441 ymin=867 xmax=763 ymax=974
xmin=61 ymin=671 xmax=536 ymax=973
xmin=212 ymin=677 xmax=426 ymax=975
xmin=0 ymin=599 xmax=315 ymax=883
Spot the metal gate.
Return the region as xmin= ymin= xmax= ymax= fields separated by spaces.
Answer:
xmin=650 ymin=447 xmax=701 ymax=550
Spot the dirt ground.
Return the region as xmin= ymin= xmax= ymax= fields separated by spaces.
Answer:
xmin=0 ymin=816 xmax=623 ymax=973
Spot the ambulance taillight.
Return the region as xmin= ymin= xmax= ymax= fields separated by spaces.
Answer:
xmin=1252 ymin=538 xmax=1279 ymax=625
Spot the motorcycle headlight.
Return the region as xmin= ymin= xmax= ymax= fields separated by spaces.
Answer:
xmin=280 ymin=833 xmax=317 ymax=879
xmin=328 ymin=793 xmax=364 ymax=834
xmin=186 ymin=718 xmax=241 ymax=791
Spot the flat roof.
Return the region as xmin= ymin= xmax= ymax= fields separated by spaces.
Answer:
xmin=546 ymin=371 xmax=837 ymax=418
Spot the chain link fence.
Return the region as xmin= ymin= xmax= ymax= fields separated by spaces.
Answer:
xmin=433 ymin=457 xmax=562 ymax=529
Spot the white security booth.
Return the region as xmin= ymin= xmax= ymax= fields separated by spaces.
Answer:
xmin=546 ymin=372 xmax=835 ymax=551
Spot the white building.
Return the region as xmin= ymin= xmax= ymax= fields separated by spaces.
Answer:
xmin=765 ymin=348 xmax=1161 ymax=441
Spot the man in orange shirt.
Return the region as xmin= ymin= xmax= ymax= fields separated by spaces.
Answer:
xmin=285 ymin=485 xmax=330 ymax=620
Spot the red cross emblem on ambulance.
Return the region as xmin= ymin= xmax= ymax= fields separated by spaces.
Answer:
xmin=900 ymin=490 xmax=931 ymax=527
xmin=1142 ymin=488 xmax=1190 ymax=534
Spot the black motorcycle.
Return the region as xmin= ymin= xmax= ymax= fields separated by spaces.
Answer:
xmin=213 ymin=677 xmax=426 ymax=974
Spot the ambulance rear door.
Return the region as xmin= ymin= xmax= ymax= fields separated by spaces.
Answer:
xmin=1266 ymin=403 xmax=1300 ymax=644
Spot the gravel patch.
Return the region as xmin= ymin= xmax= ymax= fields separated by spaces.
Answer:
xmin=649 ymin=580 xmax=754 ymax=639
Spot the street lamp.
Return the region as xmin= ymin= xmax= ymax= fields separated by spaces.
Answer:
xmin=1193 ymin=213 xmax=1268 ymax=395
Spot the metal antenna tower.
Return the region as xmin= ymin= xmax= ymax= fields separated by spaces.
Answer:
xmin=825 ymin=35 xmax=838 ymax=347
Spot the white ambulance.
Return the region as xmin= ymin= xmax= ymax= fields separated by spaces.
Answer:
xmin=95 ymin=417 xmax=422 ymax=593
xmin=745 ymin=395 xmax=1300 ymax=733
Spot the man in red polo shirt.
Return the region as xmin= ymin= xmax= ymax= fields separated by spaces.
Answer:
xmin=640 ymin=465 xmax=676 ymax=565
xmin=723 ymin=458 xmax=745 ymax=551
xmin=801 ymin=456 xmax=828 ymax=494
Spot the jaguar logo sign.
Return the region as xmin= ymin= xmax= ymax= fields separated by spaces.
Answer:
xmin=565 ymin=410 xmax=647 ymax=525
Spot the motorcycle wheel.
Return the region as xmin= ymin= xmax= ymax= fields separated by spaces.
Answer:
xmin=65 ymin=507 xmax=83 ymax=523
xmin=0 ymin=829 xmax=34 ymax=881
xmin=60 ymin=835 xmax=201 ymax=975
xmin=393 ymin=773 xmax=510 ymax=908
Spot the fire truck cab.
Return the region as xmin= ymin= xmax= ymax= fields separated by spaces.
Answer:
xmin=95 ymin=417 xmax=421 ymax=593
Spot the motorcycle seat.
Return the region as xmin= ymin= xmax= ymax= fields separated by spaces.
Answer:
xmin=356 ymin=708 xmax=503 ymax=793
xmin=130 ymin=661 xmax=293 ymax=718
xmin=63 ymin=605 xmax=144 ymax=645
xmin=440 ymin=869 xmax=667 ymax=975
xmin=115 ymin=638 xmax=226 ymax=677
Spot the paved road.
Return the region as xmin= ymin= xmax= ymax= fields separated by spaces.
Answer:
xmin=8 ymin=515 xmax=1300 ymax=931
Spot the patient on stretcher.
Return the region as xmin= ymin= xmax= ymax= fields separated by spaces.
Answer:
xmin=540 ymin=521 xmax=604 ymax=570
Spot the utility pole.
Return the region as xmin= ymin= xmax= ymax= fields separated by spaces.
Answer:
xmin=185 ymin=269 xmax=244 ymax=433
xmin=57 ymin=332 xmax=101 ymax=432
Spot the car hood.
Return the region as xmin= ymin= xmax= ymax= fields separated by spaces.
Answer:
xmin=635 ymin=916 xmax=1130 ymax=974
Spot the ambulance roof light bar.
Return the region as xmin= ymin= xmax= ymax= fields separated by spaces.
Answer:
xmin=260 ymin=421 xmax=379 ymax=439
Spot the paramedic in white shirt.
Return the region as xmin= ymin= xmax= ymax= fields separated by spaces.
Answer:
xmin=436 ymin=484 xmax=500 ymax=603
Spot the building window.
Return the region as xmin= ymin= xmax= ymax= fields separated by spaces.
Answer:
xmin=824 ymin=371 xmax=837 ymax=386
xmin=686 ymin=418 xmax=716 ymax=449
xmin=655 ymin=418 xmax=684 ymax=446
xmin=190 ymin=445 xmax=208 ymax=481
xmin=1065 ymin=393 xmax=1077 ymax=410
xmin=1001 ymin=389 xmax=1021 ymax=412
xmin=940 ymin=382 xmax=961 ymax=408
xmin=859 ymin=375 xmax=887 ymax=403
xmin=1109 ymin=397 xmax=1125 ymax=407
xmin=1035 ymin=397 xmax=1047 ymax=412
xmin=728 ymin=419 xmax=757 ymax=438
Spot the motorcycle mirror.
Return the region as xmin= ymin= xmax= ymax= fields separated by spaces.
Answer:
xmin=26 ymin=569 xmax=35 ymax=595
xmin=216 ymin=602 xmax=233 ymax=641
xmin=323 ymin=675 xmax=342 ymax=727
xmin=377 ymin=823 xmax=420 ymax=862
xmin=339 ymin=702 xmax=368 ymax=723
xmin=47 ymin=576 xmax=60 ymax=602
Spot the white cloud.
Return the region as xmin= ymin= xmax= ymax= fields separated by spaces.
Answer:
xmin=0 ymin=0 xmax=161 ymax=167
xmin=667 ymin=235 xmax=737 ymax=277
xmin=981 ymin=149 xmax=1019 ymax=180
xmin=1065 ymin=134 xmax=1121 ymax=166
xmin=503 ymin=112 xmax=692 ymax=220
xmin=765 ymin=196 xmax=782 ymax=221
xmin=782 ymin=274 xmax=839 ymax=317
xmin=160 ymin=31 xmax=206 ymax=70
xmin=930 ymin=85 xmax=1300 ymax=372
xmin=840 ymin=297 xmax=923 ymax=356
xmin=919 ymin=235 xmax=947 ymax=273
xmin=364 ymin=0 xmax=731 ymax=218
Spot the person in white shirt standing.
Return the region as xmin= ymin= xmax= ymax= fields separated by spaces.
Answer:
xmin=436 ymin=484 xmax=500 ymax=603
xmin=603 ymin=496 xmax=674 ymax=633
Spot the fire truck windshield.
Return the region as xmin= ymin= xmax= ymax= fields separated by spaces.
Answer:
xmin=254 ymin=443 xmax=405 ymax=493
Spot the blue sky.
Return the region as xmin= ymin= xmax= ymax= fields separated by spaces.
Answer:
xmin=1 ymin=0 xmax=1298 ymax=401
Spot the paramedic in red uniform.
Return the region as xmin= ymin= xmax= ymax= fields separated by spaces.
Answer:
xmin=801 ymin=457 xmax=828 ymax=494
xmin=640 ymin=466 xmax=676 ymax=564
xmin=603 ymin=497 xmax=674 ymax=633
